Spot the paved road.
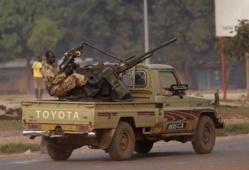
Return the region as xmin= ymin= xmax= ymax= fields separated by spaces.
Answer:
xmin=0 ymin=135 xmax=249 ymax=170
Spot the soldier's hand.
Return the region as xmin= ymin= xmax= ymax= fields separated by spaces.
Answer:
xmin=73 ymin=63 xmax=80 ymax=70
xmin=64 ymin=67 xmax=74 ymax=76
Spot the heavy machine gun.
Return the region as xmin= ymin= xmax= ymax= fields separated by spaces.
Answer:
xmin=58 ymin=43 xmax=84 ymax=74
xmin=59 ymin=38 xmax=177 ymax=101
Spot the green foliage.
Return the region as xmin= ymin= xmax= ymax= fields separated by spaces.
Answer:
xmin=225 ymin=20 xmax=249 ymax=59
xmin=217 ymin=123 xmax=249 ymax=136
xmin=150 ymin=0 xmax=216 ymax=70
xmin=0 ymin=0 xmax=219 ymax=69
xmin=27 ymin=18 xmax=61 ymax=55
xmin=0 ymin=142 xmax=40 ymax=154
xmin=0 ymin=0 xmax=59 ymax=61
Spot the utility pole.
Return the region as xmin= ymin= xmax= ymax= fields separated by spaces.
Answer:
xmin=144 ymin=0 xmax=150 ymax=64
xmin=220 ymin=37 xmax=227 ymax=100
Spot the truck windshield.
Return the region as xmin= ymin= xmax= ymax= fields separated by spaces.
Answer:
xmin=159 ymin=70 xmax=178 ymax=88
xmin=122 ymin=71 xmax=146 ymax=87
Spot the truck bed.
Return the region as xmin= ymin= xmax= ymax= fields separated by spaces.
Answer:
xmin=22 ymin=99 xmax=158 ymax=136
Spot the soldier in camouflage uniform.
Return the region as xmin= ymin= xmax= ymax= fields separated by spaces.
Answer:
xmin=42 ymin=51 xmax=88 ymax=97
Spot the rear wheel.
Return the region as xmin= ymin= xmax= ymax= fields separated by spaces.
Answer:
xmin=108 ymin=122 xmax=135 ymax=160
xmin=135 ymin=140 xmax=154 ymax=154
xmin=192 ymin=116 xmax=216 ymax=154
xmin=47 ymin=143 xmax=73 ymax=161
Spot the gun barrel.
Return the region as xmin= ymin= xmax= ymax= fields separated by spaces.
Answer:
xmin=125 ymin=37 xmax=177 ymax=62
xmin=117 ymin=37 xmax=177 ymax=73
xmin=160 ymin=37 xmax=177 ymax=47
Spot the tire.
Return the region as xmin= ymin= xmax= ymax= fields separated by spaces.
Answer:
xmin=192 ymin=116 xmax=216 ymax=154
xmin=135 ymin=140 xmax=154 ymax=154
xmin=47 ymin=143 xmax=72 ymax=161
xmin=108 ymin=122 xmax=135 ymax=161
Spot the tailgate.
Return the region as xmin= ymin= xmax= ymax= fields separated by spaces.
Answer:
xmin=22 ymin=100 xmax=95 ymax=134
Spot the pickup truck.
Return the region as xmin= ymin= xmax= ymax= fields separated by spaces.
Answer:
xmin=22 ymin=64 xmax=224 ymax=161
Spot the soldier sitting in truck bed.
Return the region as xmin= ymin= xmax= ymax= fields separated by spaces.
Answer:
xmin=42 ymin=51 xmax=98 ymax=97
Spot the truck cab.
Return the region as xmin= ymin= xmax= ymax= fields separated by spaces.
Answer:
xmin=124 ymin=64 xmax=223 ymax=136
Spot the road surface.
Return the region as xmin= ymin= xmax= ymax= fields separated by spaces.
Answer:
xmin=0 ymin=134 xmax=248 ymax=170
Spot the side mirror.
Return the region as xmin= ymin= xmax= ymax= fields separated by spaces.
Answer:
xmin=170 ymin=84 xmax=188 ymax=99
xmin=170 ymin=84 xmax=188 ymax=91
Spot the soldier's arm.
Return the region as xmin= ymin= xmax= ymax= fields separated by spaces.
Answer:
xmin=43 ymin=66 xmax=67 ymax=85
xmin=49 ymin=72 xmax=67 ymax=85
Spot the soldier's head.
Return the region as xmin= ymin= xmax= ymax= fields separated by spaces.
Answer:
xmin=45 ymin=51 xmax=56 ymax=64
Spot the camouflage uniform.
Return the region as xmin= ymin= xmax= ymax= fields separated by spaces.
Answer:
xmin=162 ymin=88 xmax=173 ymax=96
xmin=41 ymin=63 xmax=88 ymax=97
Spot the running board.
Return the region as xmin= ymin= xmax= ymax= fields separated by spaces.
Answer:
xmin=161 ymin=132 xmax=194 ymax=137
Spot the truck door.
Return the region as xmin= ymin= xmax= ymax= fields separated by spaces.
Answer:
xmin=159 ymin=70 xmax=194 ymax=134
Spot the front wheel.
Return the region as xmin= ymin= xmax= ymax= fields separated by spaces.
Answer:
xmin=108 ymin=122 xmax=135 ymax=161
xmin=192 ymin=116 xmax=216 ymax=154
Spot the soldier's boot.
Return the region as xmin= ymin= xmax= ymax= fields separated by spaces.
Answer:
xmin=87 ymin=76 xmax=101 ymax=86
xmin=40 ymin=136 xmax=47 ymax=154
xmin=83 ymin=85 xmax=100 ymax=97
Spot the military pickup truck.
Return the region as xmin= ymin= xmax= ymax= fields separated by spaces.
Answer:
xmin=22 ymin=64 xmax=224 ymax=161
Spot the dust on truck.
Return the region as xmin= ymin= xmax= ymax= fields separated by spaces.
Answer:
xmin=22 ymin=63 xmax=224 ymax=161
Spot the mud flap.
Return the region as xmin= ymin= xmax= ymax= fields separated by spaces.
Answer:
xmin=40 ymin=136 xmax=48 ymax=153
xmin=100 ymin=129 xmax=116 ymax=149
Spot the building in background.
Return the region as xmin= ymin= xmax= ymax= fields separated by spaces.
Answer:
xmin=0 ymin=58 xmax=246 ymax=94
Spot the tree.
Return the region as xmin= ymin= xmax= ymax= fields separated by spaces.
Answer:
xmin=0 ymin=0 xmax=219 ymax=72
xmin=222 ymin=20 xmax=249 ymax=59
xmin=0 ymin=0 xmax=25 ymax=61
xmin=219 ymin=19 xmax=249 ymax=96
xmin=0 ymin=0 xmax=60 ymax=61
xmin=150 ymin=0 xmax=217 ymax=71
xmin=27 ymin=18 xmax=62 ymax=56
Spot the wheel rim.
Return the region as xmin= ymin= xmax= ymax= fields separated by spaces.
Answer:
xmin=203 ymin=125 xmax=210 ymax=143
xmin=120 ymin=132 xmax=129 ymax=150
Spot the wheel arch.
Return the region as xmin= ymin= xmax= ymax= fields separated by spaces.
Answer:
xmin=199 ymin=111 xmax=224 ymax=129
xmin=119 ymin=117 xmax=136 ymax=129
xmin=100 ymin=117 xmax=136 ymax=150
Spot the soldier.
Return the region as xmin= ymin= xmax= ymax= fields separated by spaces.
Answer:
xmin=41 ymin=51 xmax=89 ymax=97
xmin=162 ymin=88 xmax=173 ymax=96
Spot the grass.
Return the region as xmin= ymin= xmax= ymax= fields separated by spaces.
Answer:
xmin=0 ymin=120 xmax=23 ymax=131
xmin=2 ymin=96 xmax=18 ymax=102
xmin=0 ymin=142 xmax=40 ymax=154
xmin=217 ymin=105 xmax=249 ymax=117
xmin=217 ymin=122 xmax=249 ymax=136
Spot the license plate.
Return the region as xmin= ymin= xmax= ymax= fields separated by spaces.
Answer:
xmin=41 ymin=124 xmax=76 ymax=131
